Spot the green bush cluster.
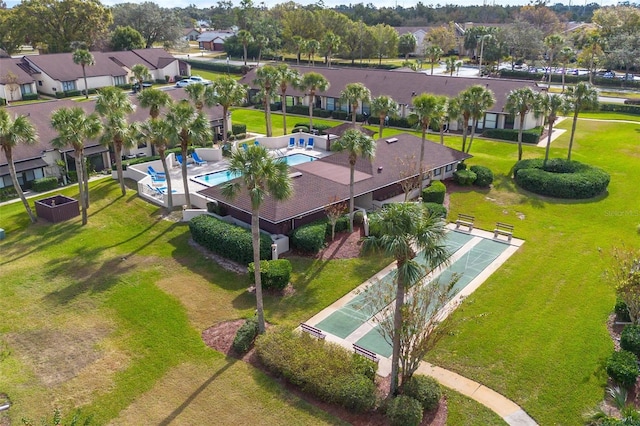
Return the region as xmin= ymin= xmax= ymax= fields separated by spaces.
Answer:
xmin=256 ymin=329 xmax=377 ymax=412
xmin=470 ymin=165 xmax=494 ymax=187
xmin=482 ymin=127 xmax=542 ymax=144
xmin=606 ymin=350 xmax=639 ymax=387
xmin=32 ymin=177 xmax=58 ymax=192
xmin=513 ymin=158 xmax=610 ymax=199
xmin=232 ymin=317 xmax=259 ymax=354
xmin=21 ymin=93 xmax=38 ymax=101
xmin=600 ymin=103 xmax=640 ymax=115
xmin=290 ymin=221 xmax=327 ymax=253
xmin=189 ymin=215 xmax=272 ymax=264
xmin=621 ymin=325 xmax=640 ymax=356
xmin=423 ymin=202 xmax=447 ymax=219
xmin=402 ymin=375 xmax=442 ymax=411
xmin=422 ymin=180 xmax=445 ymax=204
xmin=616 ymin=298 xmax=632 ymax=322
xmin=286 ymin=105 xmax=309 ymax=115
xmin=386 ymin=395 xmax=423 ymax=426
xmin=232 ymin=124 xmax=247 ymax=135
xmin=187 ymin=59 xmax=244 ymax=75
xmin=248 ymin=259 xmax=292 ymax=291
xmin=453 ymin=169 xmax=477 ymax=185
xmin=0 ymin=186 xmax=18 ymax=201
xmin=293 ymin=123 xmax=332 ymax=134
xmin=206 ymin=200 xmax=227 ymax=216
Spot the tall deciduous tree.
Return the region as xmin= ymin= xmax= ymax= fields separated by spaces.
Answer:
xmin=95 ymin=86 xmax=135 ymax=196
xmin=563 ymin=82 xmax=598 ymax=161
xmin=410 ymin=93 xmax=439 ymax=188
xmin=340 ymin=82 xmax=371 ymax=126
xmin=540 ymin=93 xmax=564 ymax=166
xmin=398 ymin=33 xmax=416 ymax=59
xmin=275 ymin=64 xmax=301 ymax=135
xmin=363 ymin=202 xmax=450 ymax=395
xmin=0 ymin=109 xmax=38 ymax=223
xmin=331 ymin=129 xmax=375 ymax=233
xmin=460 ymin=85 xmax=495 ymax=154
xmin=254 ymin=65 xmax=280 ymax=137
xmin=505 ymin=87 xmax=543 ymax=161
xmin=370 ymin=95 xmax=398 ymax=140
xmin=110 ymin=25 xmax=145 ymax=51
xmin=0 ymin=7 xmax=28 ymax=56
xmin=165 ymin=101 xmax=212 ymax=207
xmin=427 ymin=24 xmax=457 ymax=55
xmin=221 ymin=145 xmax=293 ymax=334
xmin=207 ymin=76 xmax=247 ymax=145
xmin=50 ymin=107 xmax=102 ymax=225
xmin=72 ymin=49 xmax=94 ymax=100
xmin=111 ymin=2 xmax=182 ymax=49
xmin=298 ymin=72 xmax=329 ymax=132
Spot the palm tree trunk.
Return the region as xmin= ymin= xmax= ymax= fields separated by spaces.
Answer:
xmin=461 ymin=116 xmax=469 ymax=152
xmin=352 ymin=103 xmax=357 ymax=125
xmin=181 ymin=141 xmax=191 ymax=207
xmin=252 ymin=208 xmax=266 ymax=333
xmin=281 ymin=91 xmax=288 ymax=134
xmin=561 ymin=63 xmax=566 ymax=92
xmin=466 ymin=119 xmax=477 ymax=153
xmin=243 ymin=45 xmax=248 ymax=66
xmin=568 ymin=110 xmax=578 ymax=161
xmin=390 ymin=264 xmax=406 ymax=396
xmin=308 ymin=93 xmax=315 ymax=131
xmin=439 ymin=123 xmax=444 ymax=145
xmin=349 ymin=161 xmax=355 ymax=233
xmin=75 ymin=154 xmax=87 ymax=225
xmin=159 ymin=149 xmax=173 ymax=211
xmin=115 ymin=143 xmax=126 ymax=196
xmin=222 ymin=107 xmax=229 ymax=144
xmin=430 ymin=63 xmax=434 ymax=75
xmin=265 ymin=93 xmax=272 ymax=137
xmin=517 ymin=116 xmax=525 ymax=160
xmin=544 ymin=117 xmax=555 ymax=167
xmin=6 ymin=150 xmax=36 ymax=223
xmin=378 ymin=114 xmax=384 ymax=139
xmin=82 ymin=154 xmax=90 ymax=209
xmin=419 ymin=125 xmax=427 ymax=189
xmin=82 ymin=66 xmax=89 ymax=100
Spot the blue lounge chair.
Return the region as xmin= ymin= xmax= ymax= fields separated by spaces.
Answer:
xmin=287 ymin=137 xmax=295 ymax=149
xmin=298 ymin=138 xmax=305 ymax=148
xmin=147 ymin=165 xmax=166 ymax=177
xmin=254 ymin=141 xmax=260 ymax=147
xmin=175 ymin=154 xmax=184 ymax=165
xmin=306 ymin=138 xmax=314 ymax=150
xmin=241 ymin=143 xmax=248 ymax=151
xmin=146 ymin=184 xmax=176 ymax=196
xmin=192 ymin=152 xmax=207 ymax=166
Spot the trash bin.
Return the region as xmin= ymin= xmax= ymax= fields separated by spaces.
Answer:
xmin=0 ymin=228 xmax=5 ymax=240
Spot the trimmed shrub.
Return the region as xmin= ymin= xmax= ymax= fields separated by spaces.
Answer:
xmin=0 ymin=187 xmax=18 ymax=202
xmin=189 ymin=215 xmax=272 ymax=264
xmin=386 ymin=395 xmax=423 ymax=426
xmin=423 ymin=202 xmax=447 ymax=219
xmin=513 ymin=158 xmax=610 ymax=199
xmin=621 ymin=325 xmax=640 ymax=356
xmin=290 ymin=221 xmax=326 ymax=253
xmin=453 ymin=169 xmax=477 ymax=185
xmin=332 ymin=215 xmax=350 ymax=235
xmin=482 ymin=127 xmax=542 ymax=144
xmin=456 ymin=162 xmax=467 ymax=171
xmin=402 ymin=375 xmax=442 ymax=412
xmin=32 ymin=177 xmax=58 ymax=192
xmin=606 ymin=350 xmax=639 ymax=387
xmin=67 ymin=171 xmax=78 ymax=183
xmin=206 ymin=201 xmax=227 ymax=216
xmin=332 ymin=110 xmax=348 ymax=120
xmin=287 ymin=104 xmax=309 ymax=115
xmin=255 ymin=329 xmax=377 ymax=412
xmin=353 ymin=210 xmax=364 ymax=226
xmin=422 ymin=180 xmax=446 ymax=204
xmin=351 ymin=352 xmax=377 ymax=381
xmin=313 ymin=108 xmax=332 ymax=118
xmin=248 ymin=259 xmax=292 ymax=291
xmin=21 ymin=93 xmax=38 ymax=101
xmin=232 ymin=317 xmax=259 ymax=354
xmin=470 ymin=165 xmax=494 ymax=187
xmin=600 ymin=103 xmax=640 ymax=115
xmin=616 ymin=298 xmax=632 ymax=323
xmin=291 ymin=126 xmax=309 ymax=133
xmin=231 ymin=124 xmax=247 ymax=135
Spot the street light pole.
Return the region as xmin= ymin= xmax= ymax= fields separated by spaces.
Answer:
xmin=226 ymin=56 xmax=229 ymax=75
xmin=478 ymin=34 xmax=491 ymax=77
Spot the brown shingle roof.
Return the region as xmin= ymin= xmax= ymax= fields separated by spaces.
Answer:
xmin=25 ymin=52 xmax=127 ymax=82
xmin=239 ymin=66 xmax=541 ymax=113
xmin=197 ymin=133 xmax=471 ymax=223
xmin=129 ymin=48 xmax=177 ymax=69
xmin=0 ymin=58 xmax=36 ymax=85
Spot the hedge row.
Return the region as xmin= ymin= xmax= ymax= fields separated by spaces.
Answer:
xmin=189 ymin=214 xmax=272 ymax=264
xmin=514 ymin=158 xmax=610 ymax=199
xmin=231 ymin=123 xmax=247 ymax=135
xmin=187 ymin=59 xmax=245 ymax=75
xmin=32 ymin=177 xmax=58 ymax=192
xmin=289 ymin=215 xmax=352 ymax=253
xmin=499 ymin=70 xmax=640 ymax=89
xmin=256 ymin=329 xmax=377 ymax=412
xmin=600 ymin=103 xmax=640 ymax=115
xmin=482 ymin=127 xmax=542 ymax=144
xmin=248 ymin=259 xmax=292 ymax=290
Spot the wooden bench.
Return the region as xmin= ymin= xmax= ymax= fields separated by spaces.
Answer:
xmin=455 ymin=213 xmax=475 ymax=231
xmin=300 ymin=323 xmax=326 ymax=340
xmin=493 ymin=222 xmax=514 ymax=242
xmin=353 ymin=344 xmax=379 ymax=363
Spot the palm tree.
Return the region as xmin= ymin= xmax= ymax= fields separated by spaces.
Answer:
xmin=557 ymin=46 xmax=574 ymax=93
xmin=237 ymin=30 xmax=254 ymax=66
xmin=138 ymin=88 xmax=171 ymax=120
xmin=340 ymin=82 xmax=371 ymax=125
xmin=544 ymin=34 xmax=564 ymax=88
xmin=254 ymin=65 xmax=280 ymax=137
xmin=185 ymin=83 xmax=207 ymax=112
xmin=276 ymin=64 xmax=301 ymax=134
xmin=292 ymin=35 xmax=304 ymax=65
xmin=410 ymin=93 xmax=440 ymax=188
xmin=221 ymin=145 xmax=293 ymax=334
xmin=95 ymin=86 xmax=135 ymax=196
xmin=540 ymin=93 xmax=564 ymax=166
xmin=563 ymin=82 xmax=598 ymax=161
xmin=331 ymin=129 xmax=375 ymax=232
xmin=446 ymin=96 xmax=462 ymax=139
xmin=131 ymin=64 xmax=151 ymax=91
xmin=254 ymin=34 xmax=268 ymax=66
xmin=363 ymin=202 xmax=449 ymax=396
xmin=460 ymin=85 xmax=495 ymax=154
xmin=425 ymin=45 xmax=444 ymax=75
xmin=445 ymin=56 xmax=458 ymax=76
xmin=304 ymin=39 xmax=320 ymax=66
xmin=321 ymin=32 xmax=341 ymax=67
xmin=298 ymin=72 xmax=329 ymax=132
xmin=505 ymin=87 xmax=543 ymax=161
xmin=50 ymin=107 xmax=102 ymax=226
xmin=0 ymin=109 xmax=38 ymax=223
xmin=72 ymin=49 xmax=94 ymax=100
xmin=165 ymin=101 xmax=212 ymax=207
xmin=135 ymin=119 xmax=175 ymax=210
xmin=207 ymin=76 xmax=247 ymax=145
xmin=370 ymin=95 xmax=398 ymax=139
xmin=427 ymin=95 xmax=448 ymax=145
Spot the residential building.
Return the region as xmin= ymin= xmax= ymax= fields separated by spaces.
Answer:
xmin=197 ymin=31 xmax=235 ymax=51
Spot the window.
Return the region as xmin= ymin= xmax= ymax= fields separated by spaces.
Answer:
xmin=361 ymin=101 xmax=370 ymax=115
xmin=137 ymin=140 xmax=148 ymax=149
xmin=433 ymin=168 xmax=442 ymax=176
xmin=20 ymin=84 xmax=32 ymax=95
xmin=38 ymin=80 xmax=43 ymax=86
xmin=484 ymin=113 xmax=497 ymax=129
xmin=62 ymin=81 xmax=76 ymax=91
xmin=326 ymin=98 xmax=335 ymax=111
xmin=34 ymin=169 xmax=44 ymax=179
xmin=445 ymin=164 xmax=453 ymax=172
xmin=114 ymin=76 xmax=126 ymax=86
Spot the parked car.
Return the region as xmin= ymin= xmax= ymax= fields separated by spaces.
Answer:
xmin=175 ymin=79 xmax=194 ymax=88
xmin=602 ymin=71 xmax=616 ymax=79
xmin=175 ymin=75 xmax=212 ymax=88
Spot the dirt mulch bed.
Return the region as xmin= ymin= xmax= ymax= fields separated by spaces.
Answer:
xmin=202 ymin=320 xmax=447 ymax=426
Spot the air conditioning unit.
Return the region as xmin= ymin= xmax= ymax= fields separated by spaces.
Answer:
xmin=385 ymin=138 xmax=398 ymax=144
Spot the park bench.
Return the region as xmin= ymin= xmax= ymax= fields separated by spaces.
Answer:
xmin=353 ymin=344 xmax=379 ymax=363
xmin=455 ymin=213 xmax=475 ymax=231
xmin=493 ymin=222 xmax=514 ymax=242
xmin=300 ymin=323 xmax=326 ymax=340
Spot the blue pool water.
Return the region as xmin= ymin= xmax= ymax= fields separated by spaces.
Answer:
xmin=192 ymin=153 xmax=316 ymax=187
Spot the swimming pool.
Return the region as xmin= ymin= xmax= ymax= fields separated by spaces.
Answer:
xmin=192 ymin=153 xmax=317 ymax=187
